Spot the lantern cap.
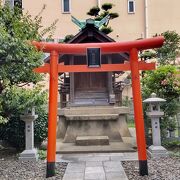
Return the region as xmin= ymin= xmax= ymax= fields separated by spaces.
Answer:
xmin=143 ymin=93 xmax=166 ymax=103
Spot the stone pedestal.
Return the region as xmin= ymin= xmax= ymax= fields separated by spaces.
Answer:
xmin=19 ymin=108 xmax=38 ymax=161
xmin=147 ymin=116 xmax=169 ymax=158
xmin=143 ymin=93 xmax=168 ymax=158
xmin=147 ymin=145 xmax=169 ymax=158
xmin=151 ymin=117 xmax=161 ymax=146
xmin=19 ymin=149 xmax=38 ymax=161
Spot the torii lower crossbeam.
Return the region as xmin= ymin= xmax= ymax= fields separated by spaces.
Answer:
xmin=33 ymin=37 xmax=164 ymax=178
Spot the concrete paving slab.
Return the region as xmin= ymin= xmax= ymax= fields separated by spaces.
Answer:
xmin=85 ymin=172 xmax=106 ymax=180
xmin=122 ymin=152 xmax=138 ymax=161
xmin=110 ymin=156 xmax=125 ymax=161
xmin=66 ymin=162 xmax=85 ymax=173
xmin=58 ymin=152 xmax=138 ymax=180
xmin=86 ymin=161 xmax=103 ymax=167
xmin=103 ymin=161 xmax=124 ymax=173
xmin=56 ymin=154 xmax=94 ymax=162
xmin=63 ymin=172 xmax=84 ymax=180
xmin=85 ymin=167 xmax=104 ymax=173
xmin=106 ymin=172 xmax=128 ymax=180
xmin=103 ymin=161 xmax=122 ymax=168
xmin=78 ymin=156 xmax=110 ymax=162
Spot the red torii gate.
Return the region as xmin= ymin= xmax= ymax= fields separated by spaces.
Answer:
xmin=32 ymin=36 xmax=164 ymax=178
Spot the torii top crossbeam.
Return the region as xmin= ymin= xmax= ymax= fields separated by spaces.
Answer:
xmin=32 ymin=36 xmax=164 ymax=54
xmin=32 ymin=36 xmax=164 ymax=178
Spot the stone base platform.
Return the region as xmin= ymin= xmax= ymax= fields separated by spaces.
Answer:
xmin=56 ymin=106 xmax=135 ymax=153
xmin=76 ymin=136 xmax=109 ymax=146
xmin=57 ymin=140 xmax=135 ymax=154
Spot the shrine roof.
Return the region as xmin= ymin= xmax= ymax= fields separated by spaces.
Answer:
xmin=44 ymin=22 xmax=129 ymax=63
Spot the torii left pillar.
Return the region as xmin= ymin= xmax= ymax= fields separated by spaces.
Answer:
xmin=46 ymin=51 xmax=59 ymax=177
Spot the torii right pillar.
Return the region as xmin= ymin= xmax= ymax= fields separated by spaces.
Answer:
xmin=130 ymin=48 xmax=148 ymax=175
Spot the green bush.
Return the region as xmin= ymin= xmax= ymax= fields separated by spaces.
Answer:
xmin=0 ymin=5 xmax=51 ymax=150
xmin=0 ymin=107 xmax=48 ymax=150
xmin=38 ymin=150 xmax=47 ymax=160
xmin=142 ymin=65 xmax=180 ymax=142
xmin=162 ymin=140 xmax=180 ymax=148
xmin=0 ymin=86 xmax=48 ymax=149
xmin=34 ymin=108 xmax=48 ymax=146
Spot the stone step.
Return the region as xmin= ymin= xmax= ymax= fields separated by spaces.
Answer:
xmin=58 ymin=106 xmax=129 ymax=116
xmin=75 ymin=91 xmax=108 ymax=96
xmin=75 ymin=94 xmax=108 ymax=99
xmin=76 ymin=136 xmax=109 ymax=146
xmin=73 ymin=98 xmax=108 ymax=105
xmin=56 ymin=141 xmax=136 ymax=153
xmin=65 ymin=114 xmax=119 ymax=121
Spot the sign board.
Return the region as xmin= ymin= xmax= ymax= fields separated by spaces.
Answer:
xmin=87 ymin=48 xmax=101 ymax=67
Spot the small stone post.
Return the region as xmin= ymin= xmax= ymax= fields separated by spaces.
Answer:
xmin=19 ymin=107 xmax=38 ymax=161
xmin=143 ymin=93 xmax=169 ymax=158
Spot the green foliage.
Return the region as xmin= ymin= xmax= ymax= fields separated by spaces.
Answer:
xmin=142 ymin=66 xmax=180 ymax=101
xmin=163 ymin=140 xmax=180 ymax=157
xmin=0 ymin=5 xmax=56 ymax=87
xmin=0 ymin=116 xmax=25 ymax=149
xmin=0 ymin=85 xmax=48 ymax=149
xmin=162 ymin=140 xmax=180 ymax=148
xmin=127 ymin=121 xmax=135 ymax=128
xmin=141 ymin=32 xmax=180 ymax=143
xmin=0 ymin=106 xmax=48 ymax=150
xmin=142 ymin=65 xmax=180 ymax=138
xmin=0 ymin=5 xmax=54 ymax=124
xmin=101 ymin=3 xmax=113 ymax=11
xmin=34 ymin=108 xmax=48 ymax=145
xmin=63 ymin=34 xmax=74 ymax=43
xmin=100 ymin=26 xmax=113 ymax=34
xmin=87 ymin=6 xmax=100 ymax=16
xmin=0 ymin=85 xmax=47 ymax=119
xmin=155 ymin=31 xmax=180 ymax=65
xmin=109 ymin=12 xmax=119 ymax=19
xmin=0 ymin=5 xmax=51 ymax=148
xmin=38 ymin=150 xmax=47 ymax=160
xmin=140 ymin=50 xmax=156 ymax=60
xmin=87 ymin=3 xmax=119 ymax=34
xmin=141 ymin=31 xmax=180 ymax=63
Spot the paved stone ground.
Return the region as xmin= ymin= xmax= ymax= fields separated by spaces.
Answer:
xmin=57 ymin=152 xmax=138 ymax=180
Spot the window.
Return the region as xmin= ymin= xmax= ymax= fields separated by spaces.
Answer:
xmin=5 ymin=0 xmax=14 ymax=7
xmin=14 ymin=0 xmax=22 ymax=8
xmin=128 ymin=0 xmax=135 ymax=14
xmin=62 ymin=0 xmax=70 ymax=13
xmin=5 ymin=0 xmax=22 ymax=8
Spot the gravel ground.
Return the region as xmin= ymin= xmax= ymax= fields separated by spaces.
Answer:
xmin=1 ymin=149 xmax=179 ymax=180
xmin=0 ymin=150 xmax=67 ymax=180
xmin=122 ymin=157 xmax=180 ymax=180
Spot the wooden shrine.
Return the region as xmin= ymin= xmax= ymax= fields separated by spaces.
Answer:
xmin=54 ymin=20 xmax=129 ymax=107
xmin=55 ymin=19 xmax=133 ymax=151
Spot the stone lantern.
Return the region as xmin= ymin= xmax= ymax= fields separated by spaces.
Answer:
xmin=19 ymin=107 xmax=38 ymax=161
xmin=143 ymin=93 xmax=169 ymax=158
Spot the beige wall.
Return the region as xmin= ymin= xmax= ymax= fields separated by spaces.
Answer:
xmin=22 ymin=0 xmax=180 ymax=41
xmin=148 ymin=0 xmax=180 ymax=37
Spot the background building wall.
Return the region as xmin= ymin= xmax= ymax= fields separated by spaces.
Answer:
xmin=148 ymin=0 xmax=180 ymax=37
xmin=22 ymin=0 xmax=180 ymax=41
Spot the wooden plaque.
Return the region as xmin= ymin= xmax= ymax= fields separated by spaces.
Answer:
xmin=87 ymin=48 xmax=101 ymax=67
